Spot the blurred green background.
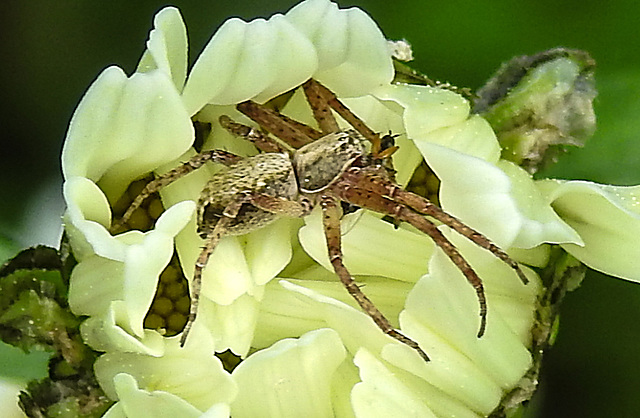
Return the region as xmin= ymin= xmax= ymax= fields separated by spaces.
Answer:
xmin=1 ymin=1 xmax=639 ymax=416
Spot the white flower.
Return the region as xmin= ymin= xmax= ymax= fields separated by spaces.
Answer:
xmin=60 ymin=0 xmax=640 ymax=416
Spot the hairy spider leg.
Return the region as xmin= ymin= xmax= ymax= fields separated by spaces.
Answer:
xmin=235 ymin=78 xmax=393 ymax=155
xmin=302 ymin=79 xmax=385 ymax=156
xmin=393 ymin=189 xmax=529 ymax=285
xmin=180 ymin=191 xmax=311 ymax=346
xmin=320 ymin=196 xmax=430 ymax=361
xmin=180 ymin=193 xmax=250 ymax=346
xmin=110 ymin=149 xmax=243 ymax=234
xmin=219 ymin=115 xmax=289 ymax=153
xmin=330 ymin=169 xmax=489 ymax=337
xmin=301 ymin=80 xmax=340 ymax=134
xmin=235 ymin=101 xmax=317 ymax=149
xmin=343 ymin=165 xmax=529 ymax=286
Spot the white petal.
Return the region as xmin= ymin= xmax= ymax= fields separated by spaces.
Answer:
xmin=299 ymin=209 xmax=433 ymax=282
xmin=286 ymin=0 xmax=393 ymax=96
xmin=384 ymin=313 xmax=503 ymax=417
xmin=253 ymin=279 xmax=328 ymax=350
xmin=497 ymin=160 xmax=584 ymax=248
xmin=400 ymin=245 xmax=535 ymax=390
xmin=182 ymin=15 xmax=316 ymax=112
xmin=200 ymin=403 xmax=232 ymax=418
xmin=193 ymin=235 xmax=253 ymax=305
xmin=352 ymin=349 xmax=437 ymax=418
xmin=61 ymin=66 xmax=193 ymax=200
xmin=374 ymin=84 xmax=471 ymax=138
xmin=95 ymin=337 xmax=235 ymax=412
xmin=68 ymin=202 xmax=192 ymax=320
xmin=107 ymin=373 xmax=203 ymax=418
xmin=195 ymin=295 xmax=260 ymax=357
xmin=277 ymin=280 xmax=409 ymax=359
xmin=231 ymin=328 xmax=346 ymax=418
xmin=539 ymin=180 xmax=640 ymax=281
xmin=374 ymin=83 xmax=500 ymax=169
xmin=245 ymin=218 xmax=293 ymax=286
xmin=123 ymin=204 xmax=195 ymax=336
xmin=69 ymin=253 xmax=125 ymax=317
xmin=137 ymin=7 xmax=188 ymax=91
xmin=418 ymin=143 xmax=522 ymax=248
xmin=69 ymin=202 xmax=194 ymax=349
xmin=63 ymin=177 xmax=124 ymax=261
xmin=282 ymin=277 xmax=412 ymax=329
xmin=78 ymin=308 xmax=165 ymax=356
xmin=417 ymin=114 xmax=501 ymax=163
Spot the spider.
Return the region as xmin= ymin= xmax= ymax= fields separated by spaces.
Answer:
xmin=111 ymin=79 xmax=529 ymax=362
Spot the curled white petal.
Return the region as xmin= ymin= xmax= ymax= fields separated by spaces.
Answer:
xmin=231 ymin=328 xmax=346 ymax=418
xmin=276 ymin=280 xmax=409 ymax=359
xmin=245 ymin=218 xmax=294 ymax=286
xmin=63 ymin=177 xmax=124 ymax=261
xmin=252 ymin=279 xmax=328 ymax=350
xmin=182 ymin=0 xmax=392 ymax=113
xmin=62 ymin=66 xmax=193 ymax=200
xmin=103 ymin=373 xmax=203 ymax=418
xmin=538 ymin=180 xmax=640 ymax=281
xmin=497 ymin=160 xmax=584 ymax=248
xmin=69 ymin=202 xmax=194 ymax=351
xmin=416 ymin=114 xmax=501 ymax=163
xmin=395 ymin=242 xmax=538 ymax=414
xmin=137 ymin=6 xmax=188 ymax=91
xmin=286 ymin=0 xmax=393 ymax=96
xmin=352 ymin=349 xmax=437 ymax=418
xmin=95 ymin=337 xmax=235 ymax=412
xmin=182 ymin=15 xmax=316 ymax=112
xmin=419 ymin=143 xmax=522 ymax=248
xmin=124 ymin=202 xmax=195 ymax=336
xmin=78 ymin=308 xmax=165 ymax=356
xmin=405 ymin=139 xmax=586 ymax=253
xmin=373 ymin=84 xmax=471 ymax=140
xmin=195 ymin=296 xmax=260 ymax=357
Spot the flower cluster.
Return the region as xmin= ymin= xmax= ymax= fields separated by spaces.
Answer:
xmin=61 ymin=0 xmax=640 ymax=416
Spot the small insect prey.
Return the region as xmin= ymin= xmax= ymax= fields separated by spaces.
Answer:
xmin=111 ymin=79 xmax=528 ymax=362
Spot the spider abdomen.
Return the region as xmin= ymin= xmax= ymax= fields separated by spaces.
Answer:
xmin=196 ymin=153 xmax=297 ymax=237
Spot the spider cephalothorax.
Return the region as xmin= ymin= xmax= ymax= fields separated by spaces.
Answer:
xmin=111 ymin=79 xmax=528 ymax=362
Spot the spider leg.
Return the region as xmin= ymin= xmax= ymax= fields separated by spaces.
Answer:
xmin=274 ymin=112 xmax=323 ymax=141
xmin=180 ymin=191 xmax=311 ymax=346
xmin=330 ymin=178 xmax=488 ymax=338
xmin=219 ymin=115 xmax=289 ymax=153
xmin=320 ymin=195 xmax=430 ymax=361
xmin=339 ymin=167 xmax=529 ymax=285
xmin=390 ymin=205 xmax=488 ymax=338
xmin=110 ymin=150 xmax=242 ymax=234
xmin=235 ymin=101 xmax=316 ymax=148
xmin=179 ymin=202 xmax=237 ymax=347
xmin=302 ymin=79 xmax=383 ymax=155
xmin=301 ymin=80 xmax=340 ymax=134
xmin=251 ymin=193 xmax=313 ymax=217
xmin=391 ymin=188 xmax=529 ymax=285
